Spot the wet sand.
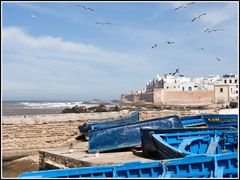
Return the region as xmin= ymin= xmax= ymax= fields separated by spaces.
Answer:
xmin=3 ymin=155 xmax=39 ymax=178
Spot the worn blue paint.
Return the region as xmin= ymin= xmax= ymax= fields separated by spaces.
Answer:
xmin=78 ymin=109 xmax=140 ymax=138
xmin=150 ymin=129 xmax=237 ymax=159
xmin=18 ymin=153 xmax=238 ymax=178
xmin=180 ymin=115 xmax=206 ymax=127
xmin=88 ymin=116 xmax=183 ymax=153
xmin=179 ymin=114 xmax=238 ymax=128
xmin=201 ymin=114 xmax=238 ymax=128
xmin=140 ymin=127 xmax=237 ymax=158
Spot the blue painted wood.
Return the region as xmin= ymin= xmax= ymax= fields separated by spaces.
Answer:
xmin=151 ymin=130 xmax=237 ymax=159
xmin=88 ymin=116 xmax=183 ymax=153
xmin=179 ymin=114 xmax=238 ymax=128
xmin=18 ymin=153 xmax=238 ymax=178
xmin=201 ymin=114 xmax=238 ymax=128
xmin=78 ymin=109 xmax=140 ymax=138
xmin=140 ymin=127 xmax=236 ymax=158
xmin=180 ymin=115 xmax=206 ymax=127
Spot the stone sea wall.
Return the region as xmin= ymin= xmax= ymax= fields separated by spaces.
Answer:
xmin=2 ymin=111 xmax=130 ymax=160
xmin=2 ymin=109 xmax=215 ymax=160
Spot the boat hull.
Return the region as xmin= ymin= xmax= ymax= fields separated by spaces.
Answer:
xmin=88 ymin=115 xmax=183 ymax=153
xmin=201 ymin=114 xmax=238 ymax=128
xmin=18 ymin=153 xmax=238 ymax=178
xmin=141 ymin=127 xmax=237 ymax=158
xmin=151 ymin=130 xmax=237 ymax=159
xmin=78 ymin=110 xmax=140 ymax=137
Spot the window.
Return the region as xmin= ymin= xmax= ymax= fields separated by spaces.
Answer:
xmin=229 ymin=80 xmax=232 ymax=83
xmin=182 ymin=87 xmax=185 ymax=91
xmin=236 ymin=91 xmax=238 ymax=94
xmin=194 ymin=85 xmax=198 ymax=88
xmin=188 ymin=87 xmax=192 ymax=91
xmin=224 ymin=80 xmax=227 ymax=84
xmin=235 ymin=79 xmax=237 ymax=83
xmin=166 ymin=86 xmax=169 ymax=89
xmin=220 ymin=88 xmax=223 ymax=93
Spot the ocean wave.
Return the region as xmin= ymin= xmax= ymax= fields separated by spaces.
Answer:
xmin=19 ymin=102 xmax=84 ymax=109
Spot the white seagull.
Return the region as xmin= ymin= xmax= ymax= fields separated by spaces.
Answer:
xmin=191 ymin=13 xmax=207 ymax=22
xmin=96 ymin=22 xmax=112 ymax=25
xmin=174 ymin=2 xmax=195 ymax=10
xmin=31 ymin=15 xmax=39 ymax=20
xmin=77 ymin=5 xmax=95 ymax=11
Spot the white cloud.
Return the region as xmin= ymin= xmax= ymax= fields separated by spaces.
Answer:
xmin=199 ymin=3 xmax=237 ymax=26
xmin=3 ymin=26 xmax=147 ymax=67
xmin=2 ymin=26 xmax=148 ymax=99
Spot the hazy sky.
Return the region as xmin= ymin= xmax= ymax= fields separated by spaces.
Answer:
xmin=2 ymin=1 xmax=239 ymax=101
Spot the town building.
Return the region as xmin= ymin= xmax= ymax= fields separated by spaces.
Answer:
xmin=121 ymin=73 xmax=238 ymax=106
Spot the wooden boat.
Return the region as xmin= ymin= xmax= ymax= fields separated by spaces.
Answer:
xmin=179 ymin=114 xmax=238 ymax=128
xmin=18 ymin=153 xmax=238 ymax=178
xmin=179 ymin=115 xmax=206 ymax=127
xmin=201 ymin=114 xmax=238 ymax=128
xmin=141 ymin=127 xmax=237 ymax=158
xmin=78 ymin=109 xmax=140 ymax=139
xmin=88 ymin=115 xmax=183 ymax=153
xmin=151 ymin=130 xmax=237 ymax=159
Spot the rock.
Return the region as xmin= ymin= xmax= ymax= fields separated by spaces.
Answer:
xmin=62 ymin=106 xmax=87 ymax=113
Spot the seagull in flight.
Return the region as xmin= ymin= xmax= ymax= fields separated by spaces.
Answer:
xmin=204 ymin=28 xmax=210 ymax=32
xmin=199 ymin=48 xmax=204 ymax=50
xmin=172 ymin=68 xmax=179 ymax=76
xmin=152 ymin=43 xmax=158 ymax=49
xmin=216 ymin=57 xmax=221 ymax=62
xmin=206 ymin=28 xmax=224 ymax=33
xmin=31 ymin=15 xmax=39 ymax=20
xmin=165 ymin=41 xmax=175 ymax=45
xmin=77 ymin=5 xmax=95 ymax=11
xmin=174 ymin=2 xmax=195 ymax=10
xmin=191 ymin=13 xmax=207 ymax=22
xmin=96 ymin=22 xmax=111 ymax=25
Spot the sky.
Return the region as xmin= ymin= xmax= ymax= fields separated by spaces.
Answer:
xmin=2 ymin=1 xmax=239 ymax=101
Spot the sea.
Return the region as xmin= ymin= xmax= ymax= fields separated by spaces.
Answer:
xmin=2 ymin=100 xmax=116 ymax=116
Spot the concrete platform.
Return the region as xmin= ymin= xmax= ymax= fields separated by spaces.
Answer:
xmin=39 ymin=141 xmax=157 ymax=170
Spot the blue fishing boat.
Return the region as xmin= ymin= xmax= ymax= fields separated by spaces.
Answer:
xmin=179 ymin=114 xmax=238 ymax=128
xmin=88 ymin=115 xmax=183 ymax=153
xmin=78 ymin=109 xmax=140 ymax=139
xmin=140 ymin=127 xmax=237 ymax=158
xmin=180 ymin=115 xmax=206 ymax=127
xmin=151 ymin=130 xmax=237 ymax=159
xmin=18 ymin=153 xmax=238 ymax=178
xmin=201 ymin=114 xmax=238 ymax=128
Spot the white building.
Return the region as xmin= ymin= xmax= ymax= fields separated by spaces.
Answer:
xmin=145 ymin=74 xmax=221 ymax=92
xmin=221 ymin=74 xmax=238 ymax=101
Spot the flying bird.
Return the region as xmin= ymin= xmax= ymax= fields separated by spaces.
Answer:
xmin=152 ymin=43 xmax=158 ymax=49
xmin=172 ymin=68 xmax=179 ymax=76
xmin=204 ymin=28 xmax=210 ymax=32
xmin=77 ymin=5 xmax=95 ymax=11
xmin=96 ymin=22 xmax=111 ymax=25
xmin=165 ymin=41 xmax=175 ymax=45
xmin=31 ymin=15 xmax=39 ymax=20
xmin=206 ymin=29 xmax=224 ymax=33
xmin=191 ymin=13 xmax=207 ymax=22
xmin=174 ymin=5 xmax=187 ymax=10
xmin=174 ymin=2 xmax=195 ymax=10
xmin=199 ymin=48 xmax=204 ymax=50
xmin=186 ymin=2 xmax=195 ymax=5
xmin=216 ymin=57 xmax=221 ymax=62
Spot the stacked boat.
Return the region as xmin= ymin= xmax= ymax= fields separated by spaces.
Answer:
xmin=18 ymin=109 xmax=238 ymax=178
